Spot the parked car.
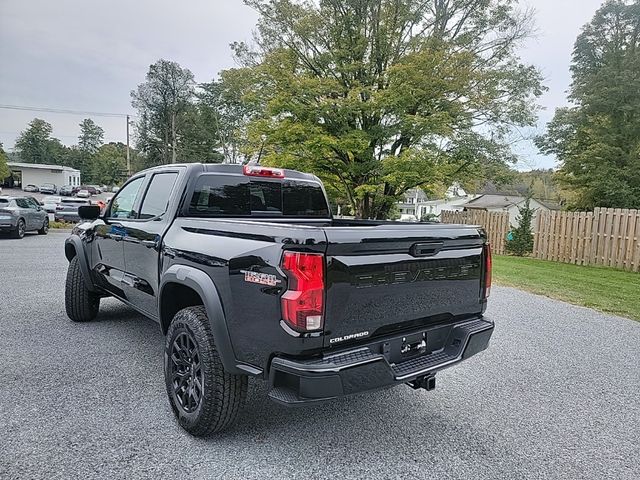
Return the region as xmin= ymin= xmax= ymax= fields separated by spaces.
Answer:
xmin=39 ymin=183 xmax=58 ymax=194
xmin=111 ymin=186 xmax=120 ymax=193
xmin=64 ymin=163 xmax=494 ymax=436
xmin=55 ymin=198 xmax=91 ymax=223
xmin=76 ymin=189 xmax=91 ymax=198
xmin=59 ymin=185 xmax=74 ymax=196
xmin=41 ymin=196 xmax=62 ymax=214
xmin=0 ymin=195 xmax=49 ymax=238
xmin=23 ymin=184 xmax=39 ymax=193
xmin=88 ymin=185 xmax=102 ymax=194
xmin=77 ymin=185 xmax=97 ymax=196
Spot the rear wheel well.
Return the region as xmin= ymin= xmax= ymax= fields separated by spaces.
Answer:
xmin=65 ymin=243 xmax=77 ymax=261
xmin=160 ymin=282 xmax=204 ymax=334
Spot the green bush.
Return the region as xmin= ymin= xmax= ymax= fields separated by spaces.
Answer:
xmin=506 ymin=196 xmax=535 ymax=256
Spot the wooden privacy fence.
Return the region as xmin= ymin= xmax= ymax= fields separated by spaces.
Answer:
xmin=440 ymin=210 xmax=510 ymax=254
xmin=533 ymin=208 xmax=640 ymax=272
xmin=441 ymin=207 xmax=640 ymax=272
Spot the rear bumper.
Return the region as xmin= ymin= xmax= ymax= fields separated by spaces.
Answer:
xmin=268 ymin=317 xmax=493 ymax=405
xmin=0 ymin=218 xmax=17 ymax=230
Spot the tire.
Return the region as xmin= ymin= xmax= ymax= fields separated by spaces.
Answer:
xmin=65 ymin=256 xmax=100 ymax=322
xmin=164 ymin=306 xmax=247 ymax=436
xmin=38 ymin=217 xmax=49 ymax=235
xmin=12 ymin=218 xmax=25 ymax=239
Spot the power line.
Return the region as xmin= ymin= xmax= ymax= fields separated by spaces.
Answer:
xmin=0 ymin=104 xmax=133 ymax=118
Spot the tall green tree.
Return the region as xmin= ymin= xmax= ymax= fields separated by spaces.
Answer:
xmin=230 ymin=0 xmax=544 ymax=218
xmin=15 ymin=118 xmax=65 ymax=164
xmin=78 ymin=118 xmax=104 ymax=154
xmin=506 ymin=190 xmax=535 ymax=256
xmin=0 ymin=142 xmax=10 ymax=180
xmin=76 ymin=118 xmax=104 ymax=180
xmin=90 ymin=143 xmax=127 ymax=185
xmin=198 ymin=71 xmax=260 ymax=164
xmin=131 ymin=59 xmax=196 ymax=164
xmin=178 ymin=103 xmax=225 ymax=163
xmin=537 ymin=0 xmax=640 ymax=209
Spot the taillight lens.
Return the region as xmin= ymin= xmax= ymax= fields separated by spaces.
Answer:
xmin=243 ymin=164 xmax=284 ymax=178
xmin=281 ymin=251 xmax=324 ymax=332
xmin=483 ymin=243 xmax=492 ymax=298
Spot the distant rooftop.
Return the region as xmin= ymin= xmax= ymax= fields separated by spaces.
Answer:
xmin=464 ymin=194 xmax=562 ymax=210
xmin=465 ymin=194 xmax=524 ymax=209
xmin=8 ymin=162 xmax=80 ymax=173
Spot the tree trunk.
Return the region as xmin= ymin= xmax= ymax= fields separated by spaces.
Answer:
xmin=163 ymin=127 xmax=169 ymax=165
xmin=171 ymin=112 xmax=177 ymax=164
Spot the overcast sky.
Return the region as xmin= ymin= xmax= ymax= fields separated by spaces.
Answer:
xmin=0 ymin=0 xmax=605 ymax=169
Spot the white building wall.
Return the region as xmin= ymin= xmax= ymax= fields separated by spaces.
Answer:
xmin=21 ymin=169 xmax=66 ymax=189
xmin=18 ymin=168 xmax=80 ymax=190
xmin=498 ymin=199 xmax=549 ymax=227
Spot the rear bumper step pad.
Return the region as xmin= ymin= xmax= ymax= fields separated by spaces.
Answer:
xmin=268 ymin=317 xmax=494 ymax=405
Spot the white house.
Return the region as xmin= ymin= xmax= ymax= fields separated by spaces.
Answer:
xmin=462 ymin=194 xmax=561 ymax=226
xmin=397 ymin=184 xmax=479 ymax=221
xmin=7 ymin=162 xmax=81 ymax=189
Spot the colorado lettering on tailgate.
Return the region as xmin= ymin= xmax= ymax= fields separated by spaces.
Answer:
xmin=352 ymin=262 xmax=479 ymax=288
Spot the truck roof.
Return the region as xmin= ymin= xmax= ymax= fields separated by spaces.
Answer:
xmin=139 ymin=163 xmax=322 ymax=183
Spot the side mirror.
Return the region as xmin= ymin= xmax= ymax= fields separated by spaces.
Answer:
xmin=78 ymin=205 xmax=101 ymax=220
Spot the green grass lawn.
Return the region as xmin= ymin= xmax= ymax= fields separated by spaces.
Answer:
xmin=492 ymin=255 xmax=640 ymax=321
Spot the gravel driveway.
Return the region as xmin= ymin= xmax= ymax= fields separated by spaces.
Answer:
xmin=1 ymin=232 xmax=638 ymax=479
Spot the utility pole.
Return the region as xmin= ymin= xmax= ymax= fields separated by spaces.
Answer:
xmin=126 ymin=115 xmax=131 ymax=176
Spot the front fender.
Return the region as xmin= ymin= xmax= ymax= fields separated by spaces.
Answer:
xmin=65 ymin=235 xmax=96 ymax=292
xmin=160 ymin=265 xmax=261 ymax=376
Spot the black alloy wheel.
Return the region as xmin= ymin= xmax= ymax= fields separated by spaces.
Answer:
xmin=38 ymin=217 xmax=49 ymax=235
xmin=14 ymin=219 xmax=25 ymax=239
xmin=170 ymin=330 xmax=204 ymax=413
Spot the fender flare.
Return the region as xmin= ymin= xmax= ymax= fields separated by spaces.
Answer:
xmin=64 ymin=236 xmax=97 ymax=292
xmin=159 ymin=265 xmax=261 ymax=376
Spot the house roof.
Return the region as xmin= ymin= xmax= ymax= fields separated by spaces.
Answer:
xmin=7 ymin=162 xmax=80 ymax=173
xmin=464 ymin=194 xmax=563 ymax=211
xmin=536 ymin=199 xmax=562 ymax=211
xmin=464 ymin=194 xmax=524 ymax=209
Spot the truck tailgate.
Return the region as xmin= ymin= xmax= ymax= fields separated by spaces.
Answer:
xmin=323 ymin=224 xmax=486 ymax=347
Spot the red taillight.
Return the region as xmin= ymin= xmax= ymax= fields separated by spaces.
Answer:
xmin=281 ymin=251 xmax=324 ymax=332
xmin=243 ymin=164 xmax=284 ymax=178
xmin=483 ymin=243 xmax=492 ymax=298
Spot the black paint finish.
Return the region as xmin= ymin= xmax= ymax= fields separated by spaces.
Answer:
xmin=66 ymin=163 xmax=492 ymax=391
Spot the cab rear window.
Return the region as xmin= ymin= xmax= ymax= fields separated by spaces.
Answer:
xmin=188 ymin=174 xmax=329 ymax=218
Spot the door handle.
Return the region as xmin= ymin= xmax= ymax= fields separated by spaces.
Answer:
xmin=141 ymin=240 xmax=158 ymax=249
xmin=410 ymin=242 xmax=444 ymax=257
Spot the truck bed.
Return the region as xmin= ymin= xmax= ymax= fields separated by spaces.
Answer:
xmin=164 ymin=216 xmax=488 ymax=367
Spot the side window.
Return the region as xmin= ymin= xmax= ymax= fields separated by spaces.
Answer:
xmin=139 ymin=172 xmax=179 ymax=219
xmin=109 ymin=177 xmax=144 ymax=219
xmin=15 ymin=198 xmax=30 ymax=208
xmin=27 ymin=197 xmax=40 ymax=209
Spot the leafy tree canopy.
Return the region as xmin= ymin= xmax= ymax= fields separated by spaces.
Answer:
xmin=0 ymin=142 xmax=10 ymax=180
xmin=91 ymin=143 xmax=128 ymax=186
xmin=14 ymin=118 xmax=65 ymax=165
xmin=230 ymin=0 xmax=544 ymax=218
xmin=131 ymin=59 xmax=196 ymax=164
xmin=536 ymin=0 xmax=640 ymax=209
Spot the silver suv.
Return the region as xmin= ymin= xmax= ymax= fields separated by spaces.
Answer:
xmin=0 ymin=196 xmax=49 ymax=238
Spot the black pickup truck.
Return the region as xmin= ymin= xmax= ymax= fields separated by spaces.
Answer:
xmin=64 ymin=163 xmax=494 ymax=436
